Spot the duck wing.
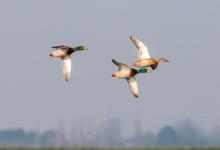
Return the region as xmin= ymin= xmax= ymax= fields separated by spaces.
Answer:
xmin=52 ymin=45 xmax=74 ymax=50
xmin=130 ymin=36 xmax=150 ymax=60
xmin=61 ymin=56 xmax=72 ymax=81
xmin=126 ymin=76 xmax=139 ymax=98
xmin=52 ymin=45 xmax=70 ymax=49
xmin=112 ymin=59 xmax=129 ymax=71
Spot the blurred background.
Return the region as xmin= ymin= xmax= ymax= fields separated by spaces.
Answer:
xmin=0 ymin=0 xmax=220 ymax=147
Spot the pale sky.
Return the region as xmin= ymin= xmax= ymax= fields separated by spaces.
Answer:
xmin=0 ymin=0 xmax=219 ymax=134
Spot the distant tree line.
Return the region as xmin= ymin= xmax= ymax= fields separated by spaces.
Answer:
xmin=0 ymin=119 xmax=220 ymax=147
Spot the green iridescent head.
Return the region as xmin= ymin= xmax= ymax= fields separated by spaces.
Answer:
xmin=75 ymin=46 xmax=88 ymax=51
xmin=138 ymin=68 xmax=148 ymax=73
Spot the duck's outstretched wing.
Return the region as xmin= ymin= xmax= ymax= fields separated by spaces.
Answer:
xmin=130 ymin=36 xmax=150 ymax=60
xmin=126 ymin=76 xmax=139 ymax=98
xmin=112 ymin=59 xmax=129 ymax=71
xmin=61 ymin=56 xmax=72 ymax=82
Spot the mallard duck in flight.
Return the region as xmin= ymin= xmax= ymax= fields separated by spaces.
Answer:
xmin=112 ymin=59 xmax=150 ymax=98
xmin=49 ymin=45 xmax=88 ymax=81
xmin=130 ymin=36 xmax=169 ymax=70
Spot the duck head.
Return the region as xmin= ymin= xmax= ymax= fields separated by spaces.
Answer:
xmin=158 ymin=57 xmax=169 ymax=63
xmin=75 ymin=46 xmax=88 ymax=51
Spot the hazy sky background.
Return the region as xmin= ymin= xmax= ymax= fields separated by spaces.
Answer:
xmin=0 ymin=0 xmax=219 ymax=135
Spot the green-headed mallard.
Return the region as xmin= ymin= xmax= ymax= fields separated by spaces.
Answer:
xmin=130 ymin=36 xmax=169 ymax=70
xmin=112 ymin=59 xmax=150 ymax=98
xmin=49 ymin=45 xmax=88 ymax=81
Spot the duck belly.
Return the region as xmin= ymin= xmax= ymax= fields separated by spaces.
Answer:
xmin=133 ymin=59 xmax=157 ymax=68
xmin=112 ymin=70 xmax=133 ymax=79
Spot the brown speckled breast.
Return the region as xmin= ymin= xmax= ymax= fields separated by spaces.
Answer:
xmin=66 ymin=48 xmax=75 ymax=55
xmin=132 ymin=58 xmax=157 ymax=68
xmin=129 ymin=69 xmax=138 ymax=77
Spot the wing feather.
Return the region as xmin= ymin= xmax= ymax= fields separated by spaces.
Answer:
xmin=61 ymin=56 xmax=72 ymax=81
xmin=52 ymin=45 xmax=68 ymax=49
xmin=52 ymin=45 xmax=74 ymax=50
xmin=112 ymin=59 xmax=129 ymax=71
xmin=130 ymin=36 xmax=150 ymax=59
xmin=126 ymin=76 xmax=139 ymax=98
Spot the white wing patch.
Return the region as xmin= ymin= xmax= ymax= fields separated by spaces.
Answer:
xmin=130 ymin=36 xmax=150 ymax=60
xmin=61 ymin=56 xmax=72 ymax=81
xmin=126 ymin=76 xmax=139 ymax=98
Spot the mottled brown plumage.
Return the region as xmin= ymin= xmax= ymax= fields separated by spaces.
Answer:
xmin=132 ymin=58 xmax=169 ymax=70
